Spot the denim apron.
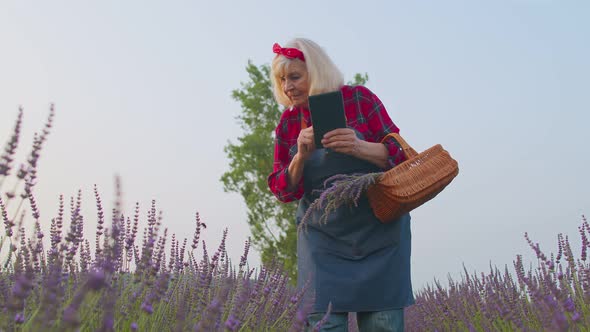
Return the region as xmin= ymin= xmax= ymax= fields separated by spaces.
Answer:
xmin=295 ymin=131 xmax=414 ymax=313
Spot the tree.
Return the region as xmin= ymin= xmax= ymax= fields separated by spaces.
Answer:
xmin=221 ymin=61 xmax=368 ymax=282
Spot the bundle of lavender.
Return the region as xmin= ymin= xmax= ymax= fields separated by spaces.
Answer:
xmin=300 ymin=172 xmax=383 ymax=227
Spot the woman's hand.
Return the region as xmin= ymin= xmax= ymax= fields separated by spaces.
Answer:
xmin=321 ymin=128 xmax=362 ymax=156
xmin=297 ymin=126 xmax=316 ymax=160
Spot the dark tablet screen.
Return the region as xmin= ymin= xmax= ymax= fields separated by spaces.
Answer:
xmin=308 ymin=90 xmax=347 ymax=149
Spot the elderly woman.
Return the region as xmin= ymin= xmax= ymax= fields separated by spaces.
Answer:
xmin=267 ymin=38 xmax=414 ymax=332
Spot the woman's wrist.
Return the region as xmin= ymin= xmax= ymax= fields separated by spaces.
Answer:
xmin=355 ymin=140 xmax=389 ymax=169
xmin=288 ymin=153 xmax=305 ymax=188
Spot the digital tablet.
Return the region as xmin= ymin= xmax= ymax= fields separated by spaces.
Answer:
xmin=308 ymin=90 xmax=347 ymax=149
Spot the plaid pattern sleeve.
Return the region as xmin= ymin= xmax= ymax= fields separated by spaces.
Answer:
xmin=347 ymin=85 xmax=407 ymax=169
xmin=267 ymin=110 xmax=304 ymax=203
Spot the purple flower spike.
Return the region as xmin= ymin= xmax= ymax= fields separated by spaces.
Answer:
xmin=572 ymin=311 xmax=582 ymax=323
xmin=87 ymin=269 xmax=106 ymax=290
xmin=563 ymin=297 xmax=575 ymax=312
xmin=131 ymin=322 xmax=138 ymax=331
xmin=15 ymin=312 xmax=25 ymax=324
xmin=553 ymin=311 xmax=569 ymax=331
xmin=224 ymin=316 xmax=240 ymax=331
xmin=103 ymin=317 xmax=114 ymax=330
xmin=312 ymin=303 xmax=332 ymax=332
xmin=141 ymin=302 xmax=153 ymax=314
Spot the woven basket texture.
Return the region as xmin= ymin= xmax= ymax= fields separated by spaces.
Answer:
xmin=366 ymin=133 xmax=459 ymax=223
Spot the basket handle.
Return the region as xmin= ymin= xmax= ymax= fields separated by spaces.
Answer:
xmin=381 ymin=133 xmax=418 ymax=159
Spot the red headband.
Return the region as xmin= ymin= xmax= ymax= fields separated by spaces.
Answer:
xmin=273 ymin=43 xmax=305 ymax=62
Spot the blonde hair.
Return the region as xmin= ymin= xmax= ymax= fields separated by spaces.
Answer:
xmin=271 ymin=38 xmax=344 ymax=108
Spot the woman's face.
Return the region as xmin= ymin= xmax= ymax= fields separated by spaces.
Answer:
xmin=281 ymin=60 xmax=310 ymax=108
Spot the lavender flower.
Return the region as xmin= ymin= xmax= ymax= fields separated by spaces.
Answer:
xmin=0 ymin=196 xmax=14 ymax=236
xmin=312 ymin=302 xmax=332 ymax=332
xmin=0 ymin=106 xmax=23 ymax=179
xmin=224 ymin=315 xmax=240 ymax=331
xmin=192 ymin=211 xmax=202 ymax=250
xmin=300 ymin=172 xmax=380 ymax=227
xmin=14 ymin=312 xmax=25 ymax=324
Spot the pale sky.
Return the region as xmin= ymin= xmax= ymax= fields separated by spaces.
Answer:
xmin=1 ymin=1 xmax=589 ymax=290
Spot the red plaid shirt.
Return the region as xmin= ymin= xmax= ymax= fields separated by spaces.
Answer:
xmin=268 ymin=85 xmax=406 ymax=203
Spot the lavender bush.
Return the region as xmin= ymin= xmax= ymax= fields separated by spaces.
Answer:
xmin=0 ymin=107 xmax=318 ymax=331
xmin=2 ymin=106 xmax=588 ymax=331
xmin=405 ymin=216 xmax=590 ymax=331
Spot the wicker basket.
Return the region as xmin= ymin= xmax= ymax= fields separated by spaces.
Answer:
xmin=366 ymin=133 xmax=459 ymax=223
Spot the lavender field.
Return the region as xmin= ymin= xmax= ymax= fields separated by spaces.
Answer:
xmin=1 ymin=107 xmax=589 ymax=331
